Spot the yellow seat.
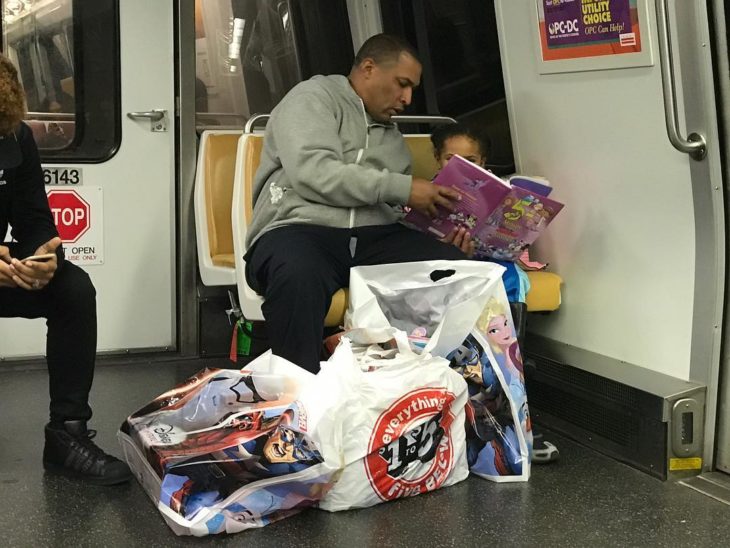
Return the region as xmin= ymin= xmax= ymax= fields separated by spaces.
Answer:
xmin=232 ymin=133 xmax=347 ymax=327
xmin=525 ymin=271 xmax=562 ymax=312
xmin=403 ymin=135 xmax=441 ymax=180
xmin=211 ymin=254 xmax=235 ymax=268
xmin=194 ymin=131 xmax=242 ymax=285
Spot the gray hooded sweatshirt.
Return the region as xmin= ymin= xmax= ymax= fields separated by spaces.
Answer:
xmin=246 ymin=74 xmax=413 ymax=248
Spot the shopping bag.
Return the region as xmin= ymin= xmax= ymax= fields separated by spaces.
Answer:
xmin=346 ymin=260 xmax=504 ymax=357
xmin=346 ymin=260 xmax=532 ymax=482
xmin=318 ymin=335 xmax=469 ymax=511
xmin=447 ymin=282 xmax=532 ymax=482
xmin=119 ymin=351 xmax=342 ymax=536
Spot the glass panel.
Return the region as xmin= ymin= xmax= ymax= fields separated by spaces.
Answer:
xmin=2 ymin=0 xmax=120 ymax=163
xmin=194 ymin=0 xmax=302 ymax=128
xmin=381 ymin=0 xmax=515 ymax=174
xmin=3 ymin=0 xmax=75 ymax=150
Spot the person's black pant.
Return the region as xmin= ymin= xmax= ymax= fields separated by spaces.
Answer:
xmin=245 ymin=224 xmax=465 ymax=373
xmin=0 ymin=260 xmax=96 ymax=423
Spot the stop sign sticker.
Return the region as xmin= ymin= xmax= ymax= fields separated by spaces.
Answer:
xmin=44 ymin=186 xmax=103 ymax=265
xmin=47 ymin=190 xmax=90 ymax=242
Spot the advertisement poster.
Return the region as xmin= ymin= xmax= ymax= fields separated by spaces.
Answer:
xmin=535 ymin=0 xmax=652 ymax=72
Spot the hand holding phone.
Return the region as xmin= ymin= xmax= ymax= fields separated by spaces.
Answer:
xmin=22 ymin=253 xmax=56 ymax=264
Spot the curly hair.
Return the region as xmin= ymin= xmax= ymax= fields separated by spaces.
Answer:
xmin=430 ymin=122 xmax=490 ymax=163
xmin=0 ymin=53 xmax=26 ymax=136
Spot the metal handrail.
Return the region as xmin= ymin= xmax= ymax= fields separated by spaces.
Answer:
xmin=244 ymin=113 xmax=271 ymax=133
xmin=195 ymin=112 xmax=247 ymax=118
xmin=391 ymin=115 xmax=456 ymax=125
xmin=236 ymin=113 xmax=455 ymax=134
xmin=26 ymin=112 xmax=75 ymax=121
xmin=655 ymin=0 xmax=707 ymax=160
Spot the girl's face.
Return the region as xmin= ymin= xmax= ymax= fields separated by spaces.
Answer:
xmin=436 ymin=135 xmax=484 ymax=168
xmin=487 ymin=314 xmax=513 ymax=347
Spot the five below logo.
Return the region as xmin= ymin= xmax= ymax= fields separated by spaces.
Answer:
xmin=365 ymin=388 xmax=456 ymax=501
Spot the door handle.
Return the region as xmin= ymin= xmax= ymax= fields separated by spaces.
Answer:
xmin=126 ymin=109 xmax=168 ymax=132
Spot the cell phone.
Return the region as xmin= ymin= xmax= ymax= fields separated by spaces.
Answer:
xmin=22 ymin=253 xmax=56 ymax=263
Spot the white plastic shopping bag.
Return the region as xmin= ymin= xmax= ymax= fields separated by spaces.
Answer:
xmin=119 ymin=351 xmax=342 ymax=536
xmin=346 ymin=260 xmax=504 ymax=357
xmin=317 ymin=336 xmax=469 ymax=511
xmin=345 ymin=260 xmax=533 ymax=482
xmin=448 ymin=281 xmax=532 ymax=482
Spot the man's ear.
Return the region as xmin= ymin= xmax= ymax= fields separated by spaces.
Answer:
xmin=360 ymin=58 xmax=376 ymax=78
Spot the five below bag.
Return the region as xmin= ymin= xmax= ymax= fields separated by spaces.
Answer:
xmin=317 ymin=335 xmax=469 ymax=512
xmin=119 ymin=352 xmax=342 ymax=536
xmin=345 ymin=260 xmax=533 ymax=482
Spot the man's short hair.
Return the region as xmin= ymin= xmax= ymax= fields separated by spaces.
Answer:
xmin=353 ymin=33 xmax=420 ymax=68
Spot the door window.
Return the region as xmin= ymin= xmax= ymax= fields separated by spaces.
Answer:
xmin=2 ymin=0 xmax=120 ymax=162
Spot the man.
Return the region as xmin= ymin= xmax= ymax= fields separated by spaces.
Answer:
xmin=245 ymin=34 xmax=472 ymax=373
xmin=0 ymin=53 xmax=131 ymax=485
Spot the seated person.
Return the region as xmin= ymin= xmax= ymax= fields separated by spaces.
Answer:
xmin=0 ymin=53 xmax=131 ymax=484
xmin=430 ymin=123 xmax=558 ymax=464
xmin=429 ymin=123 xmax=530 ymax=305
xmin=244 ymin=34 xmax=470 ymax=375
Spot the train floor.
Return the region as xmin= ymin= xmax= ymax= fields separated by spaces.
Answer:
xmin=1 ymin=356 xmax=729 ymax=547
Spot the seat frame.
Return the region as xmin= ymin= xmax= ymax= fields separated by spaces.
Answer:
xmin=194 ymin=129 xmax=242 ymax=286
xmin=231 ymin=132 xmax=266 ymax=321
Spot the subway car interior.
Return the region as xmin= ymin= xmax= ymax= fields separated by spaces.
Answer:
xmin=1 ymin=0 xmax=730 ymax=545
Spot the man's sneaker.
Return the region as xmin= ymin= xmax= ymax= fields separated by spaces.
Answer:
xmin=532 ymin=432 xmax=560 ymax=464
xmin=43 ymin=420 xmax=132 ymax=485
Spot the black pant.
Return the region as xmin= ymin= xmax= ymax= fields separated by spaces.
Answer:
xmin=245 ymin=224 xmax=465 ymax=373
xmin=0 ymin=260 xmax=96 ymax=423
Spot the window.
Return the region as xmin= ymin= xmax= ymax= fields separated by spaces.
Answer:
xmin=381 ymin=0 xmax=515 ymax=173
xmin=1 ymin=0 xmax=120 ymax=162
xmin=194 ymin=0 xmax=352 ymax=129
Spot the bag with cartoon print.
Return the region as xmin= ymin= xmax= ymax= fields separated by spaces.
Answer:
xmin=345 ymin=260 xmax=532 ymax=482
xmin=118 ymin=352 xmax=343 ymax=536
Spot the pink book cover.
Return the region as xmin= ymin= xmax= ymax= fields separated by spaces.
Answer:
xmin=403 ymin=155 xmax=511 ymax=239
xmin=402 ymin=155 xmax=565 ymax=261
xmin=473 ymin=186 xmax=564 ymax=261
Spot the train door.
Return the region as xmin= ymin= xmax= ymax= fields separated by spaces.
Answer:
xmin=0 ymin=0 xmax=177 ymax=357
xmin=712 ymin=1 xmax=730 ymax=477
xmin=494 ymin=1 xmax=725 ymax=470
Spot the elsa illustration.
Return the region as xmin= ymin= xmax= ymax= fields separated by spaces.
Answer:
xmin=476 ymin=297 xmax=523 ymax=383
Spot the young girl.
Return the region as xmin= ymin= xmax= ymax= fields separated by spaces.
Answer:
xmin=430 ymin=123 xmax=530 ymax=304
xmin=431 ymin=123 xmax=488 ymax=169
xmin=433 ymin=124 xmax=558 ymax=464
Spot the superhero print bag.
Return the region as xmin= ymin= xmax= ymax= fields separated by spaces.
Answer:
xmin=118 ymin=352 xmax=343 ymax=536
xmin=345 ymin=260 xmax=532 ymax=482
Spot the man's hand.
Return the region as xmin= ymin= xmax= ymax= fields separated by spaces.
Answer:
xmin=9 ymin=237 xmax=62 ymax=291
xmin=0 ymin=245 xmax=17 ymax=288
xmin=442 ymin=227 xmax=475 ymax=258
xmin=407 ymin=177 xmax=462 ymax=217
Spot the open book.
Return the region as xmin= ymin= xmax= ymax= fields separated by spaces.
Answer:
xmin=403 ymin=155 xmax=564 ymax=261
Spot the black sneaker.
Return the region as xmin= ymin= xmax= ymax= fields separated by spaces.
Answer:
xmin=532 ymin=432 xmax=560 ymax=464
xmin=43 ymin=421 xmax=132 ymax=486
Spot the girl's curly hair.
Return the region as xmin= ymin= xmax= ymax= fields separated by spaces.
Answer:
xmin=0 ymin=53 xmax=26 ymax=136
